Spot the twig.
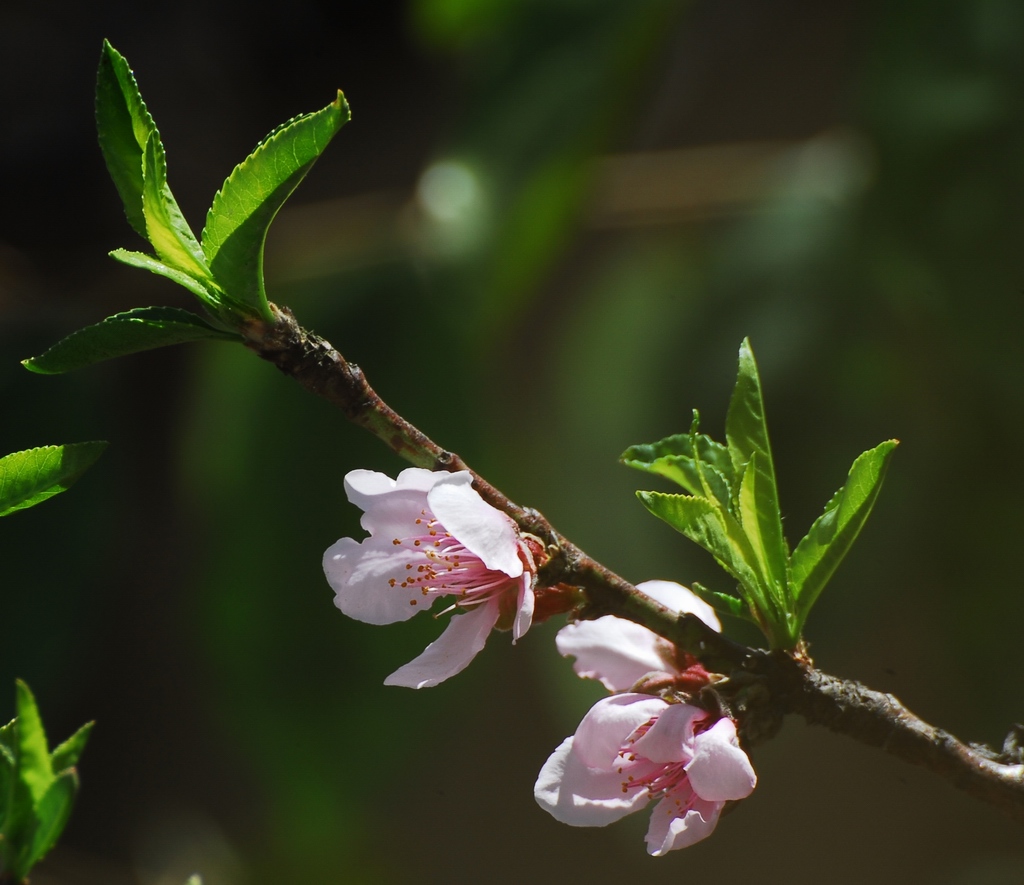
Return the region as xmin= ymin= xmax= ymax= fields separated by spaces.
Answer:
xmin=766 ymin=653 xmax=1024 ymax=822
xmin=240 ymin=304 xmax=1024 ymax=822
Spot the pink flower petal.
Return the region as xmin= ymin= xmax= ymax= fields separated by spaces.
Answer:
xmin=344 ymin=467 xmax=439 ymax=505
xmin=631 ymin=703 xmax=706 ymax=764
xmin=555 ymin=616 xmax=675 ymax=692
xmin=635 ymin=580 xmax=721 ymax=632
xmin=323 ymin=537 xmax=427 ymax=624
xmin=686 ymin=719 xmax=757 ymax=801
xmin=644 ymin=793 xmax=723 ymax=855
xmin=344 ymin=468 xmax=440 ymax=537
xmin=512 ymin=576 xmax=534 ymax=642
xmin=534 ymin=736 xmax=652 ymax=827
xmin=383 ymin=599 xmax=501 ymax=688
xmin=573 ymin=694 xmax=668 ymax=769
xmin=427 ymin=474 xmax=524 ymax=577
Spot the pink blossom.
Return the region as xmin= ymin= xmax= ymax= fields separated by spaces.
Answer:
xmin=323 ymin=468 xmax=537 ymax=688
xmin=555 ymin=580 xmax=721 ymax=692
xmin=534 ymin=693 xmax=756 ymax=855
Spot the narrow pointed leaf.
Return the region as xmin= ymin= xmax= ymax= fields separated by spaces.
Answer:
xmin=110 ymin=249 xmax=222 ymax=307
xmin=14 ymin=682 xmax=52 ymax=808
xmin=0 ymin=444 xmax=107 ymax=517
xmin=690 ymin=582 xmax=756 ymax=622
xmin=50 ymin=722 xmax=93 ymax=774
xmin=201 ymin=91 xmax=350 ymax=320
xmin=725 ymin=339 xmax=789 ymax=603
xmin=18 ymin=769 xmax=78 ymax=878
xmin=97 ymin=42 xmax=215 ymax=296
xmin=23 ymin=307 xmax=239 ymax=375
xmin=736 ymin=455 xmax=781 ymax=599
xmin=95 ymin=40 xmax=156 ymax=237
xmin=142 ymin=133 xmax=210 ymax=280
xmin=790 ymin=440 xmax=899 ymax=629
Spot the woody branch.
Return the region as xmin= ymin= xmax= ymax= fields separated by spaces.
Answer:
xmin=240 ymin=303 xmax=1024 ymax=823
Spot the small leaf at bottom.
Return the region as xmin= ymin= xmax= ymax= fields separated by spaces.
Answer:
xmin=0 ymin=443 xmax=107 ymax=517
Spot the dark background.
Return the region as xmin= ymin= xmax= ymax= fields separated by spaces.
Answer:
xmin=1 ymin=0 xmax=1023 ymax=882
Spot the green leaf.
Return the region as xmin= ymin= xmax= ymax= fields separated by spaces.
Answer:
xmin=686 ymin=414 xmax=736 ymax=514
xmin=142 ymin=132 xmax=211 ymax=281
xmin=17 ymin=769 xmax=78 ymax=879
xmin=725 ymin=339 xmax=789 ymax=608
xmin=637 ymin=492 xmax=766 ymax=603
xmin=201 ymin=91 xmax=351 ymax=320
xmin=95 ymin=40 xmax=156 ymax=238
xmin=185 ymin=876 xmax=204 ymax=885
xmin=690 ymin=582 xmax=756 ymax=622
xmin=96 ymin=42 xmax=218 ymax=305
xmin=790 ymin=440 xmax=899 ymax=630
xmin=736 ymin=455 xmax=777 ymax=593
xmin=0 ymin=719 xmax=17 ymax=756
xmin=14 ymin=682 xmax=52 ymax=808
xmin=621 ymin=413 xmax=735 ymax=500
xmin=22 ymin=307 xmax=239 ymax=375
xmin=0 ymin=738 xmax=14 ymax=835
xmin=110 ymin=249 xmax=221 ymax=306
xmin=0 ymin=443 xmax=107 ymax=517
xmin=0 ymin=715 xmax=25 ymax=875
xmin=50 ymin=722 xmax=93 ymax=774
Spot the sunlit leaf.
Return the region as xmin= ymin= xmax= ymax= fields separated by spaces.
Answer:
xmin=23 ymin=307 xmax=239 ymax=375
xmin=110 ymin=250 xmax=221 ymax=305
xmin=790 ymin=440 xmax=899 ymax=630
xmin=14 ymin=681 xmax=52 ymax=808
xmin=95 ymin=40 xmax=156 ymax=238
xmin=725 ymin=339 xmax=789 ymax=608
xmin=737 ymin=455 xmax=775 ymax=591
xmin=201 ymin=91 xmax=350 ymax=320
xmin=142 ymin=133 xmax=210 ymax=282
xmin=0 ymin=444 xmax=107 ymax=517
xmin=50 ymin=722 xmax=93 ymax=774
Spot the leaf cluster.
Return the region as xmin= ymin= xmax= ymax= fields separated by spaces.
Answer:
xmin=0 ymin=447 xmax=104 ymax=880
xmin=24 ymin=41 xmax=350 ymax=375
xmin=0 ymin=682 xmax=92 ymax=882
xmin=623 ymin=339 xmax=896 ymax=648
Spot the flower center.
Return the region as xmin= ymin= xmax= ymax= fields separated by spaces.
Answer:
xmin=387 ymin=511 xmax=520 ymax=608
xmin=615 ymin=717 xmax=691 ymax=799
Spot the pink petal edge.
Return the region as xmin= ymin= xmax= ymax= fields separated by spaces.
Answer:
xmin=686 ymin=718 xmax=757 ymax=802
xmin=534 ymin=736 xmax=652 ymax=827
xmin=427 ymin=474 xmax=524 ymax=577
xmin=383 ymin=598 xmax=501 ymax=689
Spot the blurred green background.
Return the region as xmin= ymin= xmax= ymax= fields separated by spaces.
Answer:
xmin=2 ymin=0 xmax=1023 ymax=882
